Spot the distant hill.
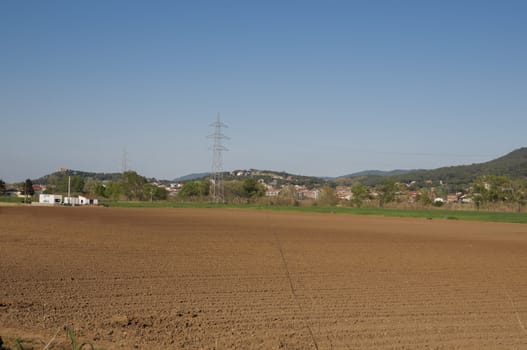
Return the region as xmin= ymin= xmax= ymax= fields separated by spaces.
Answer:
xmin=344 ymin=147 xmax=527 ymax=187
xmin=30 ymin=148 xmax=527 ymax=188
xmin=34 ymin=169 xmax=123 ymax=184
xmin=341 ymin=169 xmax=416 ymax=178
xmin=396 ymin=147 xmax=527 ymax=186
xmin=173 ymin=172 xmax=210 ymax=182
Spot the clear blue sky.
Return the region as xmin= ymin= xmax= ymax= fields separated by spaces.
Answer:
xmin=1 ymin=1 xmax=526 ymax=183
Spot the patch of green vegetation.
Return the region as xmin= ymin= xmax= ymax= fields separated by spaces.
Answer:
xmin=100 ymin=200 xmax=223 ymax=208
xmin=99 ymin=200 xmax=527 ymax=224
xmin=0 ymin=196 xmax=32 ymax=204
xmin=319 ymin=207 xmax=527 ymax=223
xmin=255 ymin=204 xmax=527 ymax=224
xmin=64 ymin=325 xmax=94 ymax=350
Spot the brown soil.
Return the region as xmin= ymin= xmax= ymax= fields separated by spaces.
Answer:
xmin=1 ymin=206 xmax=526 ymax=349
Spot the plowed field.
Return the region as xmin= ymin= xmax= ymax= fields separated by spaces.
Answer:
xmin=1 ymin=206 xmax=527 ymax=349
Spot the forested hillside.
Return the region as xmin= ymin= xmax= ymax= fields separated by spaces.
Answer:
xmin=346 ymin=148 xmax=527 ymax=187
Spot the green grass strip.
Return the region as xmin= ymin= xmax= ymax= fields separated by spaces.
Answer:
xmin=98 ymin=200 xmax=527 ymax=224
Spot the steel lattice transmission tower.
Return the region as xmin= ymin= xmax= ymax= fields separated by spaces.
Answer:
xmin=208 ymin=113 xmax=229 ymax=203
xmin=121 ymin=147 xmax=129 ymax=173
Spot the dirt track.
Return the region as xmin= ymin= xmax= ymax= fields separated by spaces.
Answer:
xmin=1 ymin=206 xmax=527 ymax=349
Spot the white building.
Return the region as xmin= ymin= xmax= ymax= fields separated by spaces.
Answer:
xmin=78 ymin=195 xmax=98 ymax=205
xmin=39 ymin=194 xmax=62 ymax=205
xmin=64 ymin=196 xmax=80 ymax=206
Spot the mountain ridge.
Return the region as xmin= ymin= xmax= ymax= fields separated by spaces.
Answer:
xmin=342 ymin=147 xmax=527 ymax=187
xmin=340 ymin=169 xmax=418 ymax=178
xmin=391 ymin=147 xmax=527 ymax=185
xmin=27 ymin=147 xmax=527 ymax=187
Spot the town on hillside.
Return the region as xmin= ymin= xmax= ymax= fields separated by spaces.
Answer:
xmin=3 ymin=165 xmax=527 ymax=212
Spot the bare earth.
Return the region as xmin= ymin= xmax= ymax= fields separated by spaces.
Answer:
xmin=1 ymin=206 xmax=526 ymax=349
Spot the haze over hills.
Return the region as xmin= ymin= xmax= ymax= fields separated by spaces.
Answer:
xmin=22 ymin=147 xmax=527 ymax=187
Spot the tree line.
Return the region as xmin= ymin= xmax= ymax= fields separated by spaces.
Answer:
xmin=176 ymin=175 xmax=527 ymax=212
xmin=0 ymin=171 xmax=168 ymax=201
xmin=1 ymin=173 xmax=526 ymax=212
xmin=0 ymin=178 xmax=35 ymax=196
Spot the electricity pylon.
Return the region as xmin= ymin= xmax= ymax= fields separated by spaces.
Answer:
xmin=208 ymin=113 xmax=229 ymax=203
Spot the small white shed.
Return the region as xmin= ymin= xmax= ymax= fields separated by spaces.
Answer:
xmin=64 ymin=196 xmax=80 ymax=206
xmin=78 ymin=195 xmax=98 ymax=205
xmin=39 ymin=194 xmax=62 ymax=204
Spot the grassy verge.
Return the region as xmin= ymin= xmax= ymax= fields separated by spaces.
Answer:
xmin=100 ymin=200 xmax=221 ymax=208
xmin=99 ymin=200 xmax=527 ymax=224
xmin=0 ymin=196 xmax=33 ymax=204
xmin=248 ymin=205 xmax=527 ymax=223
xmin=338 ymin=207 xmax=527 ymax=223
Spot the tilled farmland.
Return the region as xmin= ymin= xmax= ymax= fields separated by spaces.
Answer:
xmin=1 ymin=206 xmax=526 ymax=349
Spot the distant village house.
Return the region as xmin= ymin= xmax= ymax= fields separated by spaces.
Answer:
xmin=39 ymin=194 xmax=63 ymax=204
xmin=38 ymin=194 xmax=98 ymax=206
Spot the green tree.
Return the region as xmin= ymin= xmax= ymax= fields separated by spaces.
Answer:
xmin=241 ymin=178 xmax=265 ymax=199
xmin=317 ymin=185 xmax=337 ymax=207
xmin=416 ymin=188 xmax=434 ymax=206
xmin=510 ymin=179 xmax=527 ymax=212
xmin=20 ymin=179 xmax=35 ymax=196
xmin=178 ymin=180 xmax=209 ymax=199
xmin=58 ymin=175 xmax=85 ymax=194
xmin=222 ymin=179 xmax=265 ymax=203
xmin=44 ymin=174 xmax=59 ymax=194
xmin=95 ymin=183 xmax=107 ymax=197
xmin=224 ymin=180 xmax=244 ymax=201
xmin=155 ymin=186 xmax=169 ymax=200
xmin=144 ymin=183 xmax=169 ymax=201
xmin=104 ymin=182 xmax=122 ymax=200
xmin=85 ymin=178 xmax=108 ymax=197
xmin=471 ymin=175 xmax=512 ymax=206
xmin=350 ymin=183 xmax=369 ymax=208
xmin=84 ymin=178 xmax=99 ymax=194
xmin=0 ymin=179 xmax=5 ymax=195
xmin=375 ymin=180 xmax=397 ymax=208
xmin=277 ymin=185 xmax=299 ymax=206
xmin=120 ymin=171 xmax=147 ymax=200
xmin=84 ymin=178 xmax=107 ymax=197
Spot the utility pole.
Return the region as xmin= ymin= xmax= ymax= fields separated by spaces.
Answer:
xmin=208 ymin=113 xmax=229 ymax=203
xmin=68 ymin=175 xmax=71 ymax=206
